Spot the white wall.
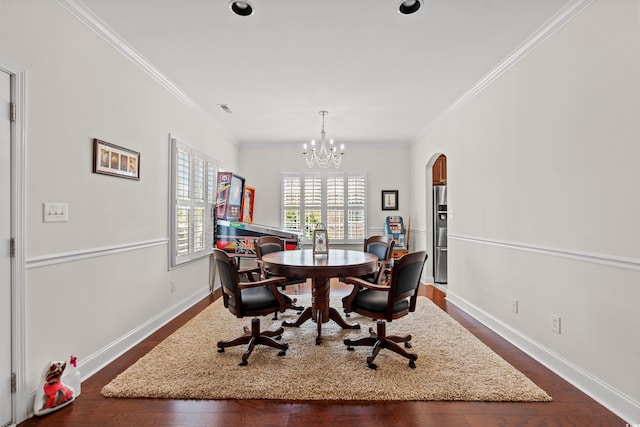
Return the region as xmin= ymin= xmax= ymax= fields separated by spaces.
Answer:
xmin=0 ymin=0 xmax=238 ymax=406
xmin=238 ymin=143 xmax=412 ymax=240
xmin=410 ymin=0 xmax=639 ymax=420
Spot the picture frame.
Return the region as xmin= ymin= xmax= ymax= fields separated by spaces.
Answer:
xmin=312 ymin=223 xmax=329 ymax=256
xmin=93 ymin=139 xmax=140 ymax=180
xmin=382 ymin=190 xmax=398 ymax=211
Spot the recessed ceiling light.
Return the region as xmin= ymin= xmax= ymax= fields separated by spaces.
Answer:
xmin=229 ymin=1 xmax=254 ymax=17
xmin=398 ymin=0 xmax=421 ymax=15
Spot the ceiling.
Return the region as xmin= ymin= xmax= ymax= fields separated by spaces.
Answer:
xmin=73 ymin=0 xmax=575 ymax=147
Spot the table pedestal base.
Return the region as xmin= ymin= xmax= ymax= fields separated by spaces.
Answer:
xmin=282 ymin=277 xmax=360 ymax=344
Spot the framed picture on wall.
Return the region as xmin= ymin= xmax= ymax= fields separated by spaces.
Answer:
xmin=381 ymin=190 xmax=398 ymax=211
xmin=93 ymin=139 xmax=140 ymax=180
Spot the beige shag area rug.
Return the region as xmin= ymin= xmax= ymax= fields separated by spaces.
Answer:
xmin=101 ymin=295 xmax=551 ymax=402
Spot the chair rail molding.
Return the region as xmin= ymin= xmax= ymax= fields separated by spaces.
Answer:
xmin=26 ymin=238 xmax=169 ymax=269
xmin=448 ymin=234 xmax=640 ymax=272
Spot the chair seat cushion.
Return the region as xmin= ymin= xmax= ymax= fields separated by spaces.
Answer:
xmin=240 ymin=286 xmax=289 ymax=311
xmin=343 ymin=289 xmax=409 ymax=315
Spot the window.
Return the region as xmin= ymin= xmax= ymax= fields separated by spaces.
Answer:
xmin=282 ymin=172 xmax=367 ymax=244
xmin=169 ymin=137 xmax=219 ymax=268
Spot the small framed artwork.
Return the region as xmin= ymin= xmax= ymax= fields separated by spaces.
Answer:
xmin=313 ymin=223 xmax=329 ymax=256
xmin=93 ymin=139 xmax=140 ymax=180
xmin=382 ymin=190 xmax=398 ymax=211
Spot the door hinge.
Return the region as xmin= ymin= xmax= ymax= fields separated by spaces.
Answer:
xmin=10 ymin=237 xmax=16 ymax=258
xmin=11 ymin=373 xmax=16 ymax=393
xmin=10 ymin=102 xmax=16 ymax=122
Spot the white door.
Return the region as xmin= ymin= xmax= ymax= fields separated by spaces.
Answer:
xmin=0 ymin=70 xmax=13 ymax=426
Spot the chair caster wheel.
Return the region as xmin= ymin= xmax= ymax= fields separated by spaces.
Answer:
xmin=217 ymin=348 xmax=225 ymax=353
xmin=346 ymin=345 xmax=354 ymax=351
xmin=404 ymin=342 xmax=412 ymax=349
xmin=409 ymin=360 xmax=416 ymax=369
xmin=278 ymin=350 xmax=286 ymax=356
xmin=239 ymin=360 xmax=248 ymax=366
xmin=368 ymin=362 xmax=378 ymax=370
xmin=275 ymin=335 xmax=282 ymax=341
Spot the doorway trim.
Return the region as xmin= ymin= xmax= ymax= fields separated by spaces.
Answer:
xmin=425 ymin=152 xmax=446 ymax=286
xmin=0 ymin=58 xmax=27 ymax=424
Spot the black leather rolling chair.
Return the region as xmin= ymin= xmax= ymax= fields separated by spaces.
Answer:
xmin=343 ymin=235 xmax=394 ymax=318
xmin=213 ymin=248 xmax=293 ymax=366
xmin=254 ymin=236 xmax=305 ymax=317
xmin=342 ymin=251 xmax=428 ymax=369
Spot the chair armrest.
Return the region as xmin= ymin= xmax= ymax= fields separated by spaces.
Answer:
xmin=342 ymin=276 xmax=390 ymax=313
xmin=238 ymin=266 xmax=261 ymax=282
xmin=238 ymin=276 xmax=287 ymax=289
xmin=379 ymin=259 xmax=393 ymax=269
xmin=239 ymin=276 xmax=289 ymax=312
xmin=342 ymin=276 xmax=390 ymax=291
xmin=376 ymin=260 xmax=393 ymax=284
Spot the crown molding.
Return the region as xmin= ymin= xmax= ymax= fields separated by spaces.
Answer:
xmin=56 ymin=0 xmax=238 ymax=144
xmin=412 ymin=0 xmax=596 ymax=144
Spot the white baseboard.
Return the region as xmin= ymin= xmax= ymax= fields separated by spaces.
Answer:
xmin=25 ymin=286 xmax=210 ymax=417
xmin=446 ymin=290 xmax=640 ymax=425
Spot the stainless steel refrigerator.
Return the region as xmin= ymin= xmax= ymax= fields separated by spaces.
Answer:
xmin=433 ymin=186 xmax=447 ymax=284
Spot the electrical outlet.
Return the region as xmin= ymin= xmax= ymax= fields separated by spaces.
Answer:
xmin=551 ymin=314 xmax=561 ymax=334
xmin=171 ymin=280 xmax=176 ymax=293
xmin=511 ymin=299 xmax=518 ymax=314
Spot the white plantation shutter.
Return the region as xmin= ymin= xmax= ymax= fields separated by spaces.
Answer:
xmin=303 ymin=175 xmax=322 ymax=239
xmin=347 ymin=174 xmax=366 ymax=240
xmin=170 ymin=137 xmax=219 ymax=267
xmin=327 ymin=174 xmax=345 ymax=240
xmin=176 ymin=148 xmax=191 ymax=256
xmin=283 ymin=176 xmax=301 ymax=232
xmin=281 ymin=172 xmax=367 ymax=244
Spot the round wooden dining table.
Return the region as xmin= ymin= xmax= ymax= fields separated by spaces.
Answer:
xmin=261 ymin=249 xmax=378 ymax=345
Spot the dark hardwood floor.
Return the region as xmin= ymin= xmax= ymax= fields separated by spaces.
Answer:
xmin=18 ymin=282 xmax=625 ymax=427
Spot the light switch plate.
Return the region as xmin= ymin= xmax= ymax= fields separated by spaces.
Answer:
xmin=43 ymin=202 xmax=68 ymax=223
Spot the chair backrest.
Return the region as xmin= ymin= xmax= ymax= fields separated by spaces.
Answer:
xmin=364 ymin=235 xmax=395 ymax=261
xmin=255 ymin=236 xmax=307 ymax=286
xmin=361 ymin=235 xmax=394 ymax=283
xmin=254 ymin=236 xmax=284 ymax=260
xmin=213 ymin=248 xmax=243 ymax=316
xmin=386 ymin=251 xmax=428 ymax=319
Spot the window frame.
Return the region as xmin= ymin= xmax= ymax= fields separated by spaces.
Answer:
xmin=169 ymin=136 xmax=220 ymax=268
xmin=280 ymin=171 xmax=367 ymax=245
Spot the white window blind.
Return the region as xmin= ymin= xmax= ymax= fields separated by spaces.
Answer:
xmin=281 ymin=172 xmax=367 ymax=244
xmin=169 ymin=137 xmax=219 ymax=268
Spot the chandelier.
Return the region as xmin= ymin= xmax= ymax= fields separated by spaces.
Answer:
xmin=302 ymin=111 xmax=344 ymax=168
